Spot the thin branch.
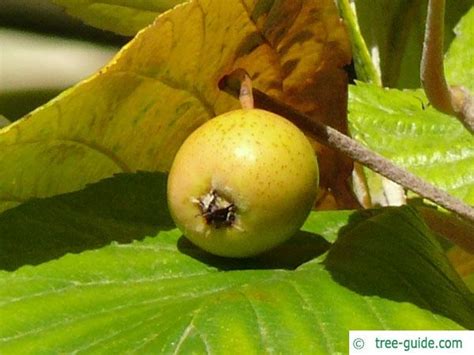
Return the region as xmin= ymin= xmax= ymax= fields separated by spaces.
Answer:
xmin=450 ymin=86 xmax=474 ymax=132
xmin=219 ymin=72 xmax=474 ymax=223
xmin=255 ymin=90 xmax=474 ymax=222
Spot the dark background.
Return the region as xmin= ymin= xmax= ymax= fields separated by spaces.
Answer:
xmin=0 ymin=0 xmax=128 ymax=121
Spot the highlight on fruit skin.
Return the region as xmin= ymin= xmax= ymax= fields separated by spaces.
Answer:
xmin=167 ymin=108 xmax=319 ymax=258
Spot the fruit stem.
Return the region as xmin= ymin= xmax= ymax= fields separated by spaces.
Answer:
xmin=239 ymin=73 xmax=255 ymax=109
xmin=421 ymin=0 xmax=474 ymax=132
xmin=218 ymin=68 xmax=255 ymax=110
xmin=219 ymin=71 xmax=474 ymax=223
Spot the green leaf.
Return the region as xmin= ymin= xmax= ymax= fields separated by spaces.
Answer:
xmin=0 ymin=171 xmax=346 ymax=272
xmin=1 ymin=183 xmax=473 ymax=353
xmin=323 ymin=207 xmax=474 ymax=329
xmin=52 ymin=0 xmax=188 ymax=36
xmin=353 ymin=0 xmax=472 ymax=88
xmin=445 ymin=7 xmax=474 ymax=92
xmin=465 ymin=275 xmax=474 ymax=292
xmin=349 ymin=82 xmax=474 ymax=204
xmin=0 ymin=172 xmax=174 ymax=271
xmin=337 ymin=0 xmax=382 ymax=85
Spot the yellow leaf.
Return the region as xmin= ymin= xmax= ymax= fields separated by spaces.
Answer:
xmin=0 ymin=0 xmax=351 ymax=212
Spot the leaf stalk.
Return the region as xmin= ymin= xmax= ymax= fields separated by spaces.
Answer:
xmin=421 ymin=0 xmax=474 ymax=132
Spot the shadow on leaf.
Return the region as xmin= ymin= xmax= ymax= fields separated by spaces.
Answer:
xmin=0 ymin=171 xmax=175 ymax=271
xmin=323 ymin=206 xmax=474 ymax=329
xmin=177 ymin=230 xmax=331 ymax=271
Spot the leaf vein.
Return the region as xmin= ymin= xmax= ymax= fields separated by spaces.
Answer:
xmin=0 ymin=285 xmax=228 ymax=344
xmin=0 ymin=272 xmax=211 ymax=307
xmin=363 ymin=298 xmax=389 ymax=329
xmin=287 ymin=279 xmax=336 ymax=355
xmin=111 ymin=70 xmax=216 ymax=119
xmin=238 ymin=289 xmax=269 ymax=352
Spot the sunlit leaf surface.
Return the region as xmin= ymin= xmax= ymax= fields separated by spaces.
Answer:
xmin=0 ymin=0 xmax=351 ymax=212
xmin=445 ymin=7 xmax=474 ymax=92
xmin=1 ymin=183 xmax=472 ymax=353
xmin=349 ymin=82 xmax=474 ymax=204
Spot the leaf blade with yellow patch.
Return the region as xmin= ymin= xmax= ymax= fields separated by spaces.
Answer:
xmin=0 ymin=0 xmax=351 ymax=212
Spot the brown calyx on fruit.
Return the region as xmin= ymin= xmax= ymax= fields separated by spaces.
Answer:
xmin=195 ymin=190 xmax=236 ymax=229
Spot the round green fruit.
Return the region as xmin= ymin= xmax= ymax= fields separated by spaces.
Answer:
xmin=167 ymin=108 xmax=319 ymax=258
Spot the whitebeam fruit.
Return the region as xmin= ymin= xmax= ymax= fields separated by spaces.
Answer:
xmin=167 ymin=108 xmax=319 ymax=257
